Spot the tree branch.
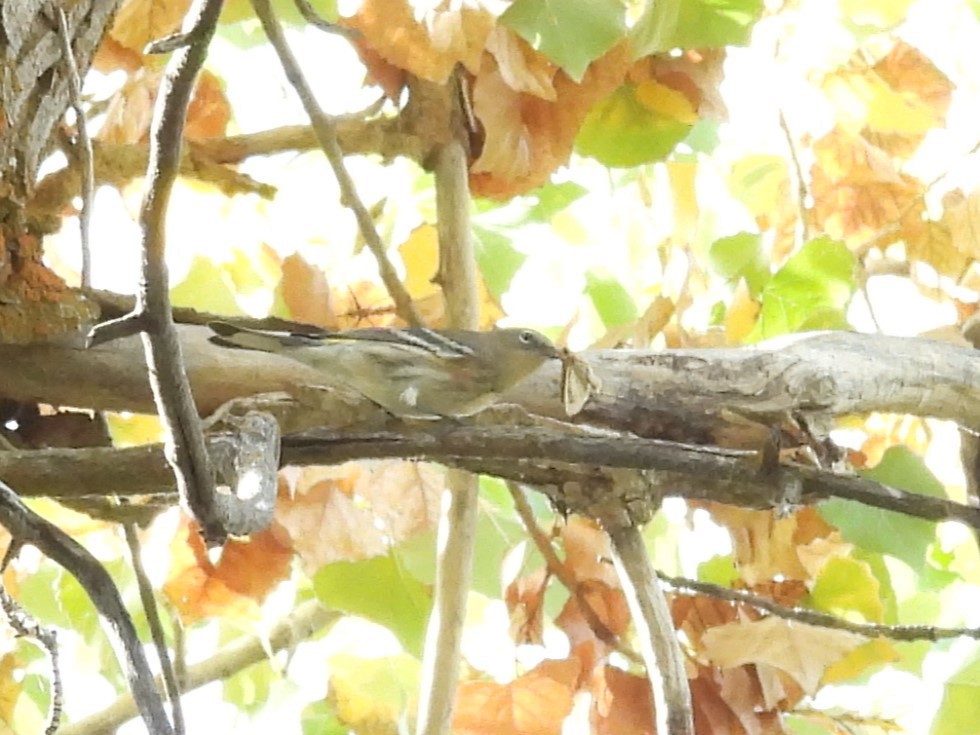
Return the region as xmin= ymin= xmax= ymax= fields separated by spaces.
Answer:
xmin=85 ymin=0 xmax=227 ymax=543
xmin=416 ymin=69 xmax=480 ymax=735
xmin=608 ymin=522 xmax=693 ymax=735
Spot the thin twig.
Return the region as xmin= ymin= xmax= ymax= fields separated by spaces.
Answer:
xmin=53 ymin=7 xmax=94 ymax=288
xmin=507 ymin=481 xmax=636 ymax=658
xmin=0 ymin=585 xmax=62 ymax=734
xmin=123 ymin=523 xmax=185 ymax=734
xmin=86 ymin=0 xmax=226 ymax=544
xmin=778 ymin=108 xmax=809 ymax=245
xmin=293 ymin=0 xmax=358 ymax=38
xmin=660 ymin=571 xmax=980 ymax=641
xmin=250 ymin=0 xmax=422 ymax=327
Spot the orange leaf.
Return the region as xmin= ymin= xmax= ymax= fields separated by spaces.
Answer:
xmin=99 ymin=69 xmax=230 ymax=145
xmin=555 ymin=580 xmax=631 ymax=646
xmin=275 ymin=462 xmax=443 ymax=572
xmin=810 ymin=127 xmax=920 ymax=246
xmin=505 ymin=567 xmax=549 ymax=645
xmin=109 ymin=0 xmax=194 ymax=54
xmin=345 ymin=0 xmax=495 ymax=84
xmin=471 ymin=42 xmax=632 ymax=199
xmin=453 ymin=658 xmax=581 ymax=735
xmin=278 ymin=253 xmax=335 ymax=328
xmin=163 ymin=516 xmax=292 ymax=624
xmin=590 ymin=665 xmax=654 ymax=735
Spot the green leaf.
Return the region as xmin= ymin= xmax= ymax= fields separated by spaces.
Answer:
xmin=632 ymin=0 xmax=764 ymax=57
xmin=302 ymin=701 xmax=347 ymax=735
xmin=932 ymin=656 xmax=980 ymax=735
xmin=220 ymin=0 xmax=339 ymax=47
xmin=474 ymin=227 xmax=527 ymax=298
xmin=708 ymin=232 xmax=769 ymax=296
xmin=698 ymin=555 xmax=739 ymax=587
xmin=784 ymin=714 xmax=835 ymax=735
xmin=585 ymin=272 xmax=638 ymax=328
xmin=749 ymin=236 xmax=856 ymax=340
xmin=500 ymin=0 xmax=625 ymax=82
xmin=576 ymin=82 xmax=694 ymax=167
xmin=809 ymin=556 xmax=884 ymax=622
xmin=526 ymin=182 xmax=589 ymax=223
xmin=313 ymin=554 xmax=431 ymax=657
xmin=819 ymin=447 xmax=942 ymax=572
xmin=171 ymin=256 xmax=243 ymax=316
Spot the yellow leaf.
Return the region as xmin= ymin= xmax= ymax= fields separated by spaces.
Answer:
xmin=398 ymin=225 xmax=440 ymax=300
xmin=105 ymin=412 xmax=164 ymax=447
xmin=822 ymin=638 xmax=900 ymax=685
xmin=328 ymin=653 xmax=420 ymax=732
xmin=724 ymin=278 xmax=759 ymax=345
xmin=634 ymin=80 xmax=698 ymax=124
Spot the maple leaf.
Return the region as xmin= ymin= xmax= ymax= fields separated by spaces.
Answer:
xmin=453 ymin=658 xmax=581 ymax=735
xmin=701 ymin=617 xmax=864 ymax=694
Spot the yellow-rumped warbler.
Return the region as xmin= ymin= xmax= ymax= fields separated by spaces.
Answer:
xmin=209 ymin=322 xmax=560 ymax=418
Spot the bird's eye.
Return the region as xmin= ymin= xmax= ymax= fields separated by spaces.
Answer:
xmin=519 ymin=330 xmax=534 ymax=344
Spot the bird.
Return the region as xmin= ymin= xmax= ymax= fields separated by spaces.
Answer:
xmin=208 ymin=321 xmax=560 ymax=418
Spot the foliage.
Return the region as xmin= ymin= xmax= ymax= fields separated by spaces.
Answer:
xmin=4 ymin=0 xmax=980 ymax=733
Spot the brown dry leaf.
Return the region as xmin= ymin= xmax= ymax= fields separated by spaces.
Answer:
xmin=471 ymin=42 xmax=632 ymax=199
xmin=163 ymin=516 xmax=293 ymax=624
xmin=92 ymin=35 xmax=144 ymax=72
xmin=810 ymin=127 xmax=921 ymax=246
xmin=706 ymin=505 xmax=837 ymax=585
xmin=554 ymin=579 xmax=631 ymax=645
xmin=671 ymin=593 xmax=742 ymax=651
xmin=701 ymin=617 xmax=864 ymax=695
xmin=453 ymin=658 xmax=581 ymax=735
xmin=99 ymin=69 xmax=230 ymax=144
xmin=942 ymin=187 xmax=980 ymax=261
xmin=485 ymin=27 xmax=557 ymax=100
xmin=275 ymin=462 xmax=443 ymax=573
xmin=350 ymin=35 xmax=409 ymax=100
xmin=332 ymin=280 xmax=401 ymax=329
xmin=278 ymin=253 xmax=335 ymax=328
xmin=691 ymin=664 xmax=791 ymax=735
xmin=590 ymin=665 xmax=654 ymax=735
xmin=900 ymin=201 xmax=966 ymax=278
xmin=345 ymin=0 xmax=495 ymax=84
xmin=110 ymin=0 xmax=194 ymax=53
xmin=559 ymin=517 xmax=619 ymax=588
xmin=505 ymin=567 xmax=549 ymax=645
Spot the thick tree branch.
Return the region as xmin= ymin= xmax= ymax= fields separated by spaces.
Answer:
xmin=3 ymin=326 xmax=978 ymax=433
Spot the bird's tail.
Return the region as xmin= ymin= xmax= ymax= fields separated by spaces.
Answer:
xmin=208 ymin=321 xmax=321 ymax=353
